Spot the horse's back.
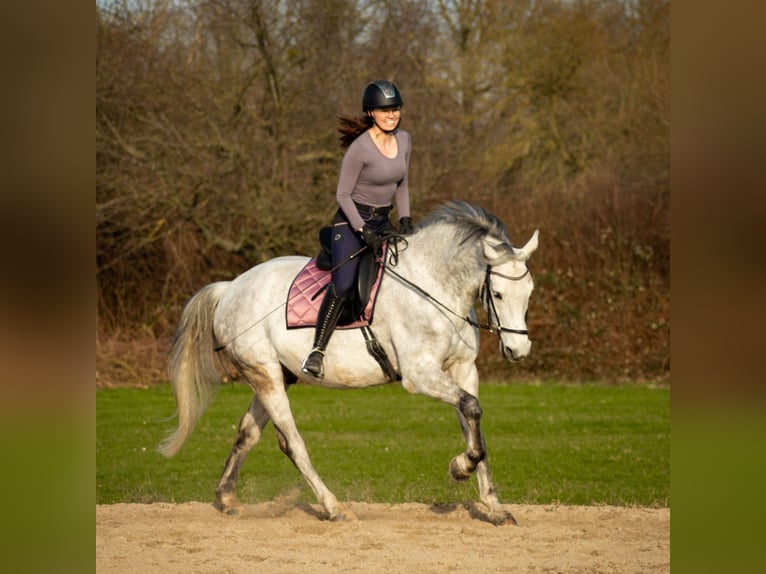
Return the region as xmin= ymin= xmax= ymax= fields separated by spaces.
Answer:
xmin=214 ymin=255 xmax=309 ymax=340
xmin=225 ymin=256 xmax=307 ymax=296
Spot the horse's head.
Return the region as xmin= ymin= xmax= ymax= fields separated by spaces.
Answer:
xmin=482 ymin=230 xmax=539 ymax=361
xmin=414 ymin=200 xmax=539 ymax=361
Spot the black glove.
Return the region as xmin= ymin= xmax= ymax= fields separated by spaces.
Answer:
xmin=360 ymin=225 xmax=384 ymax=257
xmin=398 ymin=217 xmax=414 ymax=235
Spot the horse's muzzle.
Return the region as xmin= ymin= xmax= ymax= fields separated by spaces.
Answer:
xmin=500 ymin=340 xmax=531 ymax=361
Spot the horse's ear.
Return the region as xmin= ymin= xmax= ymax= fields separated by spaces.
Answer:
xmin=484 ymin=238 xmax=508 ymax=262
xmin=516 ymin=229 xmax=539 ymax=261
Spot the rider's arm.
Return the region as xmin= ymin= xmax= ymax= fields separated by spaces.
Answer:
xmin=336 ymin=141 xmax=366 ymax=232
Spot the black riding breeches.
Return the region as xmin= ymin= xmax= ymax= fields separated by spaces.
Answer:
xmin=330 ymin=207 xmax=392 ymax=298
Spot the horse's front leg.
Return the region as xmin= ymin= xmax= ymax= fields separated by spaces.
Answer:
xmin=455 ymin=407 xmax=518 ymax=526
xmin=448 ymin=391 xmax=487 ymax=481
xmin=404 ymin=359 xmax=516 ymax=525
xmin=403 ymin=363 xmax=487 ymax=479
xmin=448 ymin=361 xmax=517 ymax=525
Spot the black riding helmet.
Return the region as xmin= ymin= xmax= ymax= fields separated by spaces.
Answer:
xmin=362 ymin=80 xmax=404 ymax=112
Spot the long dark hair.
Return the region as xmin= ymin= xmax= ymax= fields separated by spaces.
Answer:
xmin=337 ymin=114 xmax=372 ymax=149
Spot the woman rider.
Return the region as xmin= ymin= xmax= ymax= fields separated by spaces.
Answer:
xmin=301 ymin=80 xmax=414 ymax=379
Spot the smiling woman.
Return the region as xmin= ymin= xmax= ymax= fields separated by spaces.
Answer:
xmin=301 ymin=80 xmax=413 ymax=380
xmin=368 ymin=107 xmax=401 ymax=157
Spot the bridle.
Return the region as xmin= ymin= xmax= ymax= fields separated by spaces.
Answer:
xmin=475 ymin=267 xmax=530 ymax=336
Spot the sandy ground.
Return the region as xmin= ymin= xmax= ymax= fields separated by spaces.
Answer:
xmin=96 ymin=501 xmax=669 ymax=573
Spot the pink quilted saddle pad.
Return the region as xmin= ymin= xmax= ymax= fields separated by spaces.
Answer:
xmin=285 ymin=258 xmax=384 ymax=329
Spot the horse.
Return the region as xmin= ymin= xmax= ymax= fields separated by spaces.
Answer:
xmin=159 ymin=200 xmax=538 ymax=525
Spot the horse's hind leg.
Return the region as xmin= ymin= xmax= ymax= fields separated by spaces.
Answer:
xmin=268 ymin=398 xmax=355 ymax=521
xmin=215 ymin=393 xmax=272 ymax=515
xmin=238 ymin=363 xmax=354 ymax=521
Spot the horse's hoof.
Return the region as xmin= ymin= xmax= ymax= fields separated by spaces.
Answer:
xmin=483 ymin=504 xmax=518 ymax=526
xmin=490 ymin=510 xmax=518 ymax=526
xmin=327 ymin=505 xmax=358 ymax=522
xmin=215 ymin=492 xmax=243 ymax=516
xmin=449 ymin=456 xmax=471 ymax=482
xmin=471 ymin=501 xmax=518 ymax=526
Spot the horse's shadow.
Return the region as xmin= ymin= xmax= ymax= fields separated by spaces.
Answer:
xmin=430 ymin=501 xmax=518 ymax=526
xmin=212 ymin=499 xmax=515 ymax=525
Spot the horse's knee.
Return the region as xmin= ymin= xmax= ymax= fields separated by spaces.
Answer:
xmin=456 ymin=392 xmax=486 ymax=468
xmin=459 ymin=391 xmax=482 ymax=420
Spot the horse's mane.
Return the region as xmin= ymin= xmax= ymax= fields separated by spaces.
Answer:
xmin=419 ymin=200 xmax=511 ymax=247
xmin=418 ymin=199 xmax=514 ymax=265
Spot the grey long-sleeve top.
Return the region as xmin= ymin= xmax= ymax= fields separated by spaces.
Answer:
xmin=335 ymin=129 xmax=411 ymax=231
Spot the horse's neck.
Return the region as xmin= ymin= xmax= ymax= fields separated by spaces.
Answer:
xmin=400 ymin=231 xmax=484 ymax=308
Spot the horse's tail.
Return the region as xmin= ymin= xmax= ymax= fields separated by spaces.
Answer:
xmin=159 ymin=281 xmax=231 ymax=458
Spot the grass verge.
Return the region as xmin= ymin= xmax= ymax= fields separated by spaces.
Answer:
xmin=96 ymin=381 xmax=669 ymax=507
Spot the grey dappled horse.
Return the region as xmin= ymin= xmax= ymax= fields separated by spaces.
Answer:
xmin=160 ymin=200 xmax=538 ymax=525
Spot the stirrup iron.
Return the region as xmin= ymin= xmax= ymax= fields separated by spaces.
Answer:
xmin=301 ymin=348 xmax=326 ymax=378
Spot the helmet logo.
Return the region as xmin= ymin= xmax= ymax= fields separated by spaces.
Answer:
xmin=380 ymin=85 xmax=395 ymax=98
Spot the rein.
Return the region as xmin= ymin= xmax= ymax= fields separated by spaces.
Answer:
xmin=383 ymin=244 xmax=530 ymax=338
xmin=214 ymin=234 xmax=529 ymax=353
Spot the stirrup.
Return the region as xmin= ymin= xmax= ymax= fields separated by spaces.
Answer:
xmin=301 ymin=348 xmax=326 ymax=378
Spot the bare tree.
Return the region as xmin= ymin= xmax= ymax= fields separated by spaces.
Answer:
xmin=96 ymin=0 xmax=670 ymax=384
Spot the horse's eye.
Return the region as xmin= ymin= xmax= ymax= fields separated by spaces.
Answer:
xmin=493 ymin=291 xmax=502 ymax=300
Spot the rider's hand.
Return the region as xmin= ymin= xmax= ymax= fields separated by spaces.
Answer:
xmin=398 ymin=217 xmax=414 ymax=235
xmin=360 ymin=225 xmax=384 ymax=257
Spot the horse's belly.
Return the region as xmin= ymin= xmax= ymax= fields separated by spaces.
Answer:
xmin=322 ymin=356 xmax=392 ymax=388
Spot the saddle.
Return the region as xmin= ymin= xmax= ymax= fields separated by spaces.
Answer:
xmin=286 ymin=227 xmax=386 ymax=330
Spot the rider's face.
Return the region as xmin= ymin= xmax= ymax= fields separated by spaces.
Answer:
xmin=371 ymin=107 xmax=401 ymax=131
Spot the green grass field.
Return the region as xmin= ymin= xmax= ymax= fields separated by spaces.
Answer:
xmin=96 ymin=381 xmax=669 ymax=507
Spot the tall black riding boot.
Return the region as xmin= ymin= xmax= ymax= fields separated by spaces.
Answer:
xmin=301 ymin=283 xmax=346 ymax=379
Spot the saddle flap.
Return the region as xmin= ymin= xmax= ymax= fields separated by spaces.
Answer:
xmin=315 ymin=227 xmax=332 ymax=271
xmin=286 ymin=245 xmax=387 ymax=330
xmin=356 ymin=249 xmax=379 ymax=311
